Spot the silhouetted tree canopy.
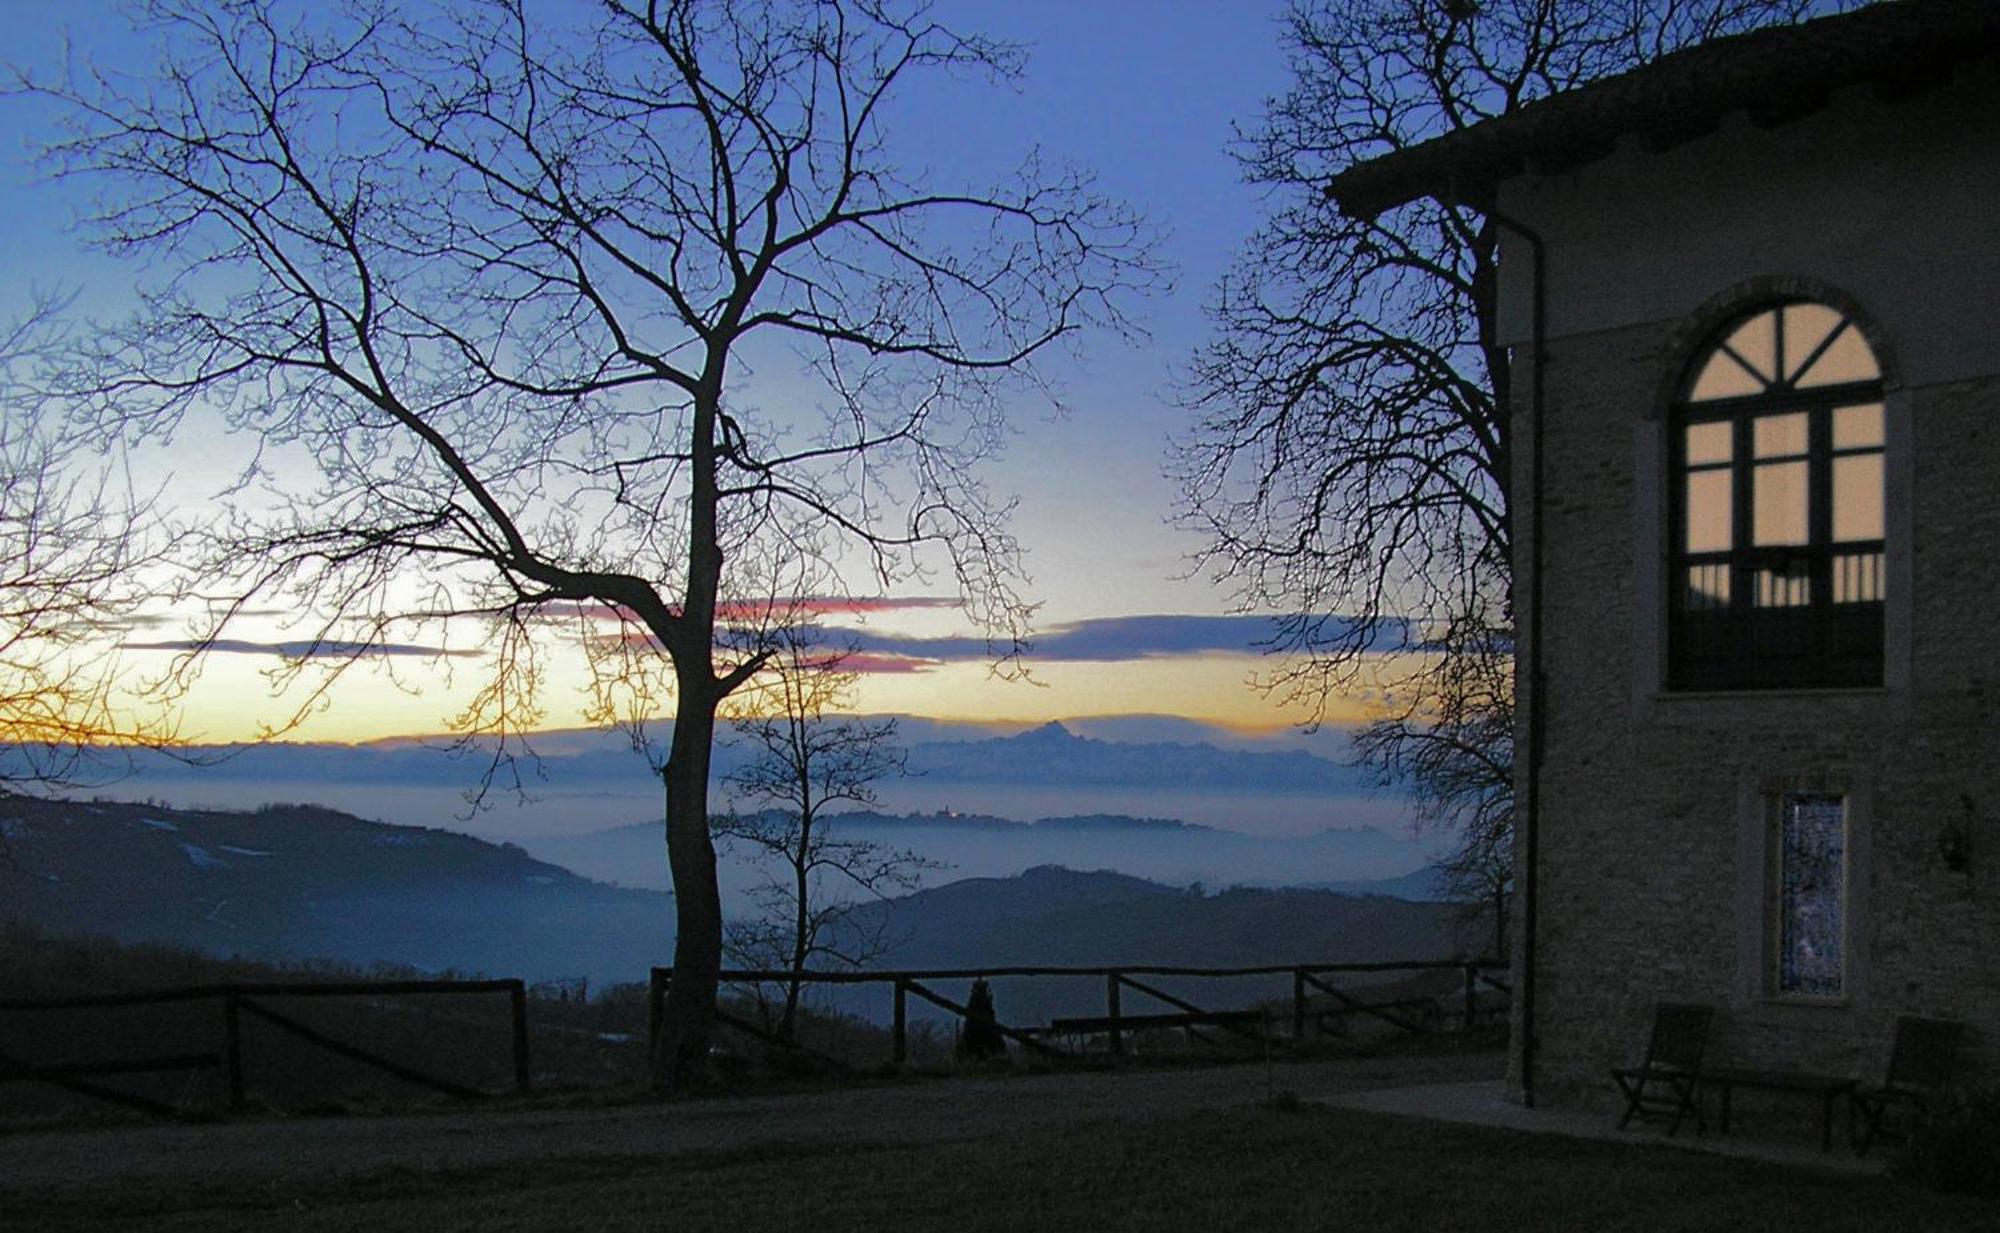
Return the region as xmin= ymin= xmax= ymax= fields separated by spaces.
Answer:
xmin=0 ymin=297 xmax=169 ymax=803
xmin=716 ymin=624 xmax=929 ymax=1044
xmin=1177 ymin=0 xmax=1835 ymax=924
xmin=18 ymin=0 xmax=1153 ymax=1088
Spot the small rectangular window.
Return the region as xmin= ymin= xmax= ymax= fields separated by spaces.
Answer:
xmin=1774 ymin=793 xmax=1846 ymax=999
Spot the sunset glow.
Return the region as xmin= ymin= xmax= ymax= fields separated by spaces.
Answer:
xmin=2 ymin=1 xmax=1376 ymax=755
xmin=116 ymin=632 xmax=1398 ymax=746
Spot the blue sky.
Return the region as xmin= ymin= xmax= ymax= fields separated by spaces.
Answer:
xmin=840 ymin=0 xmax=1299 ymax=620
xmin=0 ymin=1 xmax=1358 ymax=741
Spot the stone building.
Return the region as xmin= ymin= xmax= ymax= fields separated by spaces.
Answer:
xmin=1328 ymin=0 xmax=2000 ymax=1106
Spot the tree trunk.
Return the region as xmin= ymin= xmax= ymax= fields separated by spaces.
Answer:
xmin=779 ymin=977 xmax=801 ymax=1045
xmin=780 ymin=843 xmax=809 ymax=1044
xmin=652 ymin=691 xmax=722 ymax=1093
xmin=652 ymin=368 xmax=731 ymax=1094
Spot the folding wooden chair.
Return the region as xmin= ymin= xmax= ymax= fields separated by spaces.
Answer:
xmin=1851 ymin=1016 xmax=1962 ymax=1155
xmin=1611 ymin=1002 xmax=1714 ymax=1136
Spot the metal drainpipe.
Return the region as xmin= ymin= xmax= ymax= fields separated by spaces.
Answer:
xmin=1478 ymin=198 xmax=1548 ymax=1111
xmin=1336 ymin=177 xmax=1550 ymax=1108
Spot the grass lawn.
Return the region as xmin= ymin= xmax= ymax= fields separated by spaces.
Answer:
xmin=4 ymin=1100 xmax=1992 ymax=1232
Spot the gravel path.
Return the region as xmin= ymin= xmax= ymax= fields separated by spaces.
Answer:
xmin=0 ymin=1053 xmax=1501 ymax=1194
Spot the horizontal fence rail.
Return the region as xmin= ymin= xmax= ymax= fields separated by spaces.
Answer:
xmin=653 ymin=959 xmax=1507 ymax=1065
xmin=0 ymin=978 xmax=526 ymax=1012
xmin=652 ymin=960 xmax=1496 ymax=983
xmin=1 ymin=978 xmax=531 ymax=1119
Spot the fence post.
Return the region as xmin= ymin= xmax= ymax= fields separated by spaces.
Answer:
xmin=1294 ymin=969 xmax=1309 ymax=1041
xmin=1106 ymin=972 xmax=1124 ymax=1056
xmin=509 ymin=980 xmax=531 ymax=1092
xmin=648 ymin=969 xmax=667 ymax=1056
xmin=223 ymin=991 xmax=245 ymax=1113
xmin=1463 ymin=964 xmax=1477 ymax=1032
xmin=892 ymin=979 xmax=908 ymax=1066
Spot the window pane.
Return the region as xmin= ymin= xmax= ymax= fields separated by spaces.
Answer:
xmin=1753 ymin=412 xmax=1807 ymax=458
xmin=1754 ymin=564 xmax=1812 ymax=607
xmin=1753 ymin=460 xmax=1808 ymax=545
xmin=1684 ymin=563 xmax=1730 ymax=609
xmin=1833 ymin=454 xmax=1884 ymax=541
xmin=1684 ymin=422 xmax=1731 ymax=465
xmin=1781 ymin=303 xmax=1844 ymax=383
xmin=1689 ymin=351 xmax=1764 ymax=401
xmin=1685 ymin=469 xmax=1732 ymax=551
xmin=1795 ymin=322 xmax=1881 ymax=387
xmin=1777 ymin=793 xmax=1845 ymax=999
xmin=1833 ymin=550 xmax=1884 ymax=603
xmin=1722 ymin=310 xmax=1778 ymax=382
xmin=1833 ymin=402 xmax=1884 ymax=450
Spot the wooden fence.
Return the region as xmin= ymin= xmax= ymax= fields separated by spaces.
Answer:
xmin=4 ymin=960 xmax=1506 ymax=1117
xmin=651 ymin=959 xmax=1508 ymax=1064
xmin=0 ymin=978 xmax=530 ymax=1120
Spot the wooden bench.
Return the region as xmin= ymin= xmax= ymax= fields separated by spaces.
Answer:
xmin=1700 ymin=1067 xmax=1856 ymax=1153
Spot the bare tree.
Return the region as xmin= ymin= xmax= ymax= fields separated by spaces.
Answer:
xmin=715 ymin=624 xmax=929 ymax=1045
xmin=1175 ymin=0 xmax=1833 ymax=908
xmin=0 ymin=297 xmax=168 ymax=803
xmin=16 ymin=0 xmax=1151 ymax=1089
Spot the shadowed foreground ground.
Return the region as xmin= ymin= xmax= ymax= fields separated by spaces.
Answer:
xmin=3 ymin=1053 xmax=1991 ymax=1231
xmin=1 ymin=1053 xmax=1493 ymax=1192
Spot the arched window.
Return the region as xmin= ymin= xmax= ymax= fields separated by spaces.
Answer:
xmin=1670 ymin=301 xmax=1885 ymax=690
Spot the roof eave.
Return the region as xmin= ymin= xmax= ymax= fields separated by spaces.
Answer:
xmin=1320 ymin=3 xmax=2000 ymax=221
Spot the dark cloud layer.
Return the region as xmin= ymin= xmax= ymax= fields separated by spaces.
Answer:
xmin=556 ymin=595 xmax=962 ymax=625
xmin=831 ymin=614 xmax=1413 ymax=673
xmin=121 ymin=612 xmax=1412 ymax=674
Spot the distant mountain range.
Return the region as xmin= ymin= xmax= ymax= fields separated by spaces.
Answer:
xmin=0 ymin=796 xmax=1462 ymax=994
xmin=71 ymin=716 xmax=1375 ymax=792
xmin=524 ymin=806 xmax=1438 ymax=900
xmin=904 ymin=720 xmax=1370 ymax=792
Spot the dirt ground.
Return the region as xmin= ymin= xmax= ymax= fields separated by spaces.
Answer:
xmin=0 ymin=1051 xmax=1502 ymax=1195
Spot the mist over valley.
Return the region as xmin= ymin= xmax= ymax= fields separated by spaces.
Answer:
xmin=72 ymin=715 xmax=1420 ymax=846
xmin=0 ymin=795 xmax=1457 ymax=1006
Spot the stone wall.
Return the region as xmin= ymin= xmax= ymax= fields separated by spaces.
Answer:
xmin=1507 ymin=310 xmax=2000 ymax=1107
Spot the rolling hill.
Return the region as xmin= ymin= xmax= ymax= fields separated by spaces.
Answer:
xmin=0 ymin=796 xmax=1467 ymax=1004
xmin=0 ymin=795 xmax=670 ymax=983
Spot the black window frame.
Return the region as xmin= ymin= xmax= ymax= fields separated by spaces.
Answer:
xmin=1667 ymin=302 xmax=1886 ymax=691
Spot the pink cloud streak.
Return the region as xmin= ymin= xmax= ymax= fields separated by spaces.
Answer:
xmin=553 ymin=596 xmax=959 ymax=625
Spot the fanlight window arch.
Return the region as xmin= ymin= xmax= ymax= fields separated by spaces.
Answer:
xmin=1670 ymin=301 xmax=1885 ymax=690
